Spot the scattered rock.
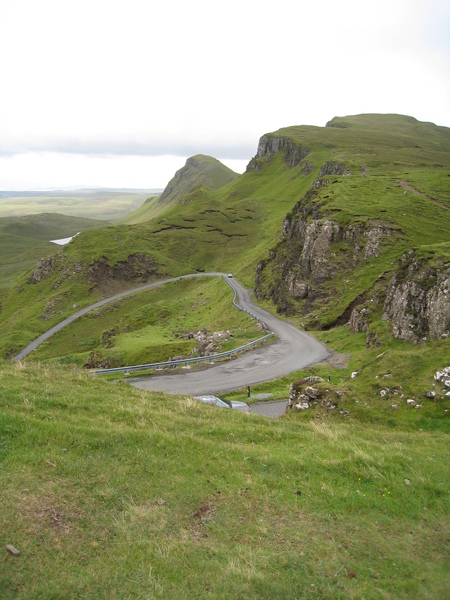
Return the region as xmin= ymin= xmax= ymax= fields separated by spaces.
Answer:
xmin=407 ymin=399 xmax=416 ymax=405
xmin=305 ymin=386 xmax=320 ymax=399
xmin=6 ymin=545 xmax=20 ymax=556
xmin=404 ymin=479 xmax=411 ymax=486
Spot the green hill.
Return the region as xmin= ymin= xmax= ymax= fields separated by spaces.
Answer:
xmin=0 ymin=213 xmax=108 ymax=294
xmin=1 ymin=115 xmax=450 ymax=596
xmin=0 ymin=114 xmax=448 ymax=375
xmin=1 ymin=359 xmax=448 ymax=598
xmin=157 ymin=154 xmax=239 ymax=207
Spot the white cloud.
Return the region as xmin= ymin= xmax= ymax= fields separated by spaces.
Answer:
xmin=0 ymin=0 xmax=448 ymax=189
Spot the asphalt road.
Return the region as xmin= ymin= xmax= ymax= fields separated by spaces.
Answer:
xmin=13 ymin=272 xmax=226 ymax=361
xmin=130 ymin=275 xmax=329 ymax=395
xmin=13 ymin=272 xmax=330 ymax=396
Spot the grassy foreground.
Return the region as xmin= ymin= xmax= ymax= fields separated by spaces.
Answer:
xmin=1 ymin=361 xmax=448 ymax=598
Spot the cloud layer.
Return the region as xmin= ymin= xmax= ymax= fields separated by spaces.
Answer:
xmin=0 ymin=0 xmax=449 ymax=188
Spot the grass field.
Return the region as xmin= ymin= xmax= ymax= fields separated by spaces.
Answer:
xmin=31 ymin=276 xmax=263 ymax=367
xmin=0 ymin=213 xmax=109 ymax=294
xmin=1 ymin=360 xmax=448 ymax=599
xmin=1 ymin=115 xmax=449 ymax=597
xmin=0 ymin=190 xmax=154 ymax=221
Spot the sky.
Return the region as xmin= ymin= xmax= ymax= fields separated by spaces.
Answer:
xmin=0 ymin=0 xmax=449 ymax=191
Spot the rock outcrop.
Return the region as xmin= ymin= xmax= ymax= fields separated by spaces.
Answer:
xmin=246 ymin=135 xmax=310 ymax=171
xmin=254 ymin=188 xmax=398 ymax=320
xmin=382 ymin=251 xmax=450 ymax=341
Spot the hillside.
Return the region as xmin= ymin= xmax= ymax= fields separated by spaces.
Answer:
xmin=1 ymin=116 xmax=450 ymax=596
xmin=0 ymin=115 xmax=448 ymax=373
xmin=0 ymin=213 xmax=108 ymax=294
xmin=157 ymin=154 xmax=239 ymax=206
xmin=1 ymin=359 xmax=448 ymax=598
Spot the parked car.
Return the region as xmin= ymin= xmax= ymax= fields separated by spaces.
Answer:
xmin=194 ymin=395 xmax=250 ymax=412
xmin=227 ymin=273 xmax=233 ymax=278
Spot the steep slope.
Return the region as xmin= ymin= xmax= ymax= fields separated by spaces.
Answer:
xmin=251 ymin=114 xmax=450 ymax=340
xmin=157 ymin=154 xmax=239 ymax=206
xmin=1 ymin=114 xmax=449 ymax=364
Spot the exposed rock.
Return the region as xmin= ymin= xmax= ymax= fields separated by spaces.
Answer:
xmin=349 ymin=307 xmax=369 ymax=332
xmin=288 ymin=377 xmax=328 ymax=410
xmin=84 ymin=351 xmax=115 ymax=369
xmin=89 ymin=253 xmax=158 ymax=289
xmin=191 ymin=329 xmax=231 ymax=357
xmin=318 ymin=162 xmax=351 ymax=177
xmin=305 ymin=386 xmax=320 ymax=399
xmin=382 ymin=251 xmax=450 ymax=341
xmin=254 ymin=187 xmax=399 ymax=320
xmin=246 ymin=135 xmax=310 ymax=171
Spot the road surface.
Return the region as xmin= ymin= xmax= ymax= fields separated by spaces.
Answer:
xmin=129 ymin=275 xmax=329 ymax=395
xmin=13 ymin=272 xmax=330 ymax=396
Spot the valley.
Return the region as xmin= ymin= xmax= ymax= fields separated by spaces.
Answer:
xmin=1 ymin=114 xmax=449 ymax=598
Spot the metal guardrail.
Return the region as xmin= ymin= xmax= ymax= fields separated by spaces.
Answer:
xmin=92 ymin=275 xmax=274 ymax=375
xmin=91 ymin=333 xmax=274 ymax=375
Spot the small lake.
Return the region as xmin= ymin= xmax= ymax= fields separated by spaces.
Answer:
xmin=50 ymin=232 xmax=79 ymax=245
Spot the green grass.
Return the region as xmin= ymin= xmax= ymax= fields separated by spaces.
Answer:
xmin=31 ymin=277 xmax=263 ymax=367
xmin=1 ymin=360 xmax=448 ymax=598
xmin=0 ymin=191 xmax=152 ymax=220
xmin=0 ymin=213 xmax=109 ymax=294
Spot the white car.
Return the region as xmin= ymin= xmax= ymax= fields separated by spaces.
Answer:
xmin=194 ymin=395 xmax=250 ymax=412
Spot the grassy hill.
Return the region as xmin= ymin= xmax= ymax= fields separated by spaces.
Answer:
xmin=1 ymin=114 xmax=448 ymax=365
xmin=1 ymin=359 xmax=448 ymax=598
xmin=157 ymin=154 xmax=239 ymax=207
xmin=1 ymin=114 xmax=449 ymax=596
xmin=0 ymin=213 xmax=109 ymax=294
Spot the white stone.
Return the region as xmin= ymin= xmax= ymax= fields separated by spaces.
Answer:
xmin=351 ymin=371 xmax=358 ymax=378
xmin=407 ymin=399 xmax=416 ymax=405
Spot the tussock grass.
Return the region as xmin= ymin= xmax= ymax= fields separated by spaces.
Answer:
xmin=1 ymin=360 xmax=448 ymax=598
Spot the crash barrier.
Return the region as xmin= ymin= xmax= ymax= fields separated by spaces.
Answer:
xmin=92 ymin=276 xmax=274 ymax=375
xmin=91 ymin=333 xmax=274 ymax=375
xmin=222 ymin=275 xmax=268 ymax=327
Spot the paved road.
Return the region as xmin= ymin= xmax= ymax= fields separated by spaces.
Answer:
xmin=13 ymin=272 xmax=226 ymax=361
xmin=130 ymin=276 xmax=329 ymax=395
xmin=13 ymin=272 xmax=329 ymax=396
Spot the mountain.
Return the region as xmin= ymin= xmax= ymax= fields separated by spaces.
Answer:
xmin=157 ymin=154 xmax=239 ymax=206
xmin=0 ymin=114 xmax=449 ymax=371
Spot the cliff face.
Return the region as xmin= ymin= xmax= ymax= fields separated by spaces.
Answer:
xmin=254 ymin=176 xmax=398 ymax=324
xmin=382 ymin=251 xmax=450 ymax=341
xmin=246 ymin=135 xmax=310 ymax=171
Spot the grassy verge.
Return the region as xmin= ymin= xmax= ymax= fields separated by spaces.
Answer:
xmin=27 ymin=277 xmax=263 ymax=367
xmin=1 ymin=360 xmax=448 ymax=599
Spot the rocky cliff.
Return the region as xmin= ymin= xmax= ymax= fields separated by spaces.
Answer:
xmin=254 ymin=172 xmax=399 ymax=325
xmin=246 ymin=135 xmax=310 ymax=171
xmin=381 ymin=251 xmax=450 ymax=341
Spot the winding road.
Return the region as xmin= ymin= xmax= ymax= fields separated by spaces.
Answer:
xmin=13 ymin=272 xmax=330 ymax=395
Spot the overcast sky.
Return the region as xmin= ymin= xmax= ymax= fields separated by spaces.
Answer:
xmin=0 ymin=0 xmax=449 ymax=190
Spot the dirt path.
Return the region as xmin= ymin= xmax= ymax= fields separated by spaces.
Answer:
xmin=397 ymin=180 xmax=449 ymax=211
